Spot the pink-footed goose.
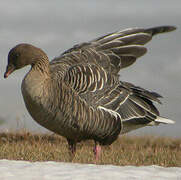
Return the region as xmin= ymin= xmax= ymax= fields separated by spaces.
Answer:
xmin=4 ymin=26 xmax=176 ymax=162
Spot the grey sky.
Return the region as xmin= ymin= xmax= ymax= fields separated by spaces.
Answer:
xmin=0 ymin=0 xmax=181 ymax=136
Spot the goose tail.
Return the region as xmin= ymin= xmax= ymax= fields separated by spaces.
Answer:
xmin=154 ymin=116 xmax=175 ymax=124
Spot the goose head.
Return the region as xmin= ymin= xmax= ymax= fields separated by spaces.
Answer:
xmin=4 ymin=43 xmax=47 ymax=78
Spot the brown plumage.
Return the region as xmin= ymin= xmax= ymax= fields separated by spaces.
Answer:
xmin=4 ymin=26 xmax=176 ymax=161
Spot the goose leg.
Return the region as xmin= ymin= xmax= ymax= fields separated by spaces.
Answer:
xmin=93 ymin=142 xmax=101 ymax=163
xmin=67 ymin=139 xmax=76 ymax=161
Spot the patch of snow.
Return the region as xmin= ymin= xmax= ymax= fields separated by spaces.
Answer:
xmin=0 ymin=160 xmax=180 ymax=180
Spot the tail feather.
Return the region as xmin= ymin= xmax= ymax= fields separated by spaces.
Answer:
xmin=155 ymin=116 xmax=175 ymax=124
xmin=121 ymin=116 xmax=175 ymax=134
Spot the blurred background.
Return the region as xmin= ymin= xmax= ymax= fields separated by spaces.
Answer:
xmin=0 ymin=0 xmax=180 ymax=137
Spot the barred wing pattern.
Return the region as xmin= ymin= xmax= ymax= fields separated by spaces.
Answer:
xmin=52 ymin=26 xmax=176 ymax=75
xmin=64 ymin=63 xmax=164 ymax=135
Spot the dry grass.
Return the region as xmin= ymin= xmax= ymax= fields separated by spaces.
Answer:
xmin=0 ymin=132 xmax=180 ymax=167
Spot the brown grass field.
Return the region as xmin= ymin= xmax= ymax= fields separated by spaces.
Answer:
xmin=0 ymin=132 xmax=180 ymax=167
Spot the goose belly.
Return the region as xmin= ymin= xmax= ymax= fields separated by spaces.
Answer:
xmin=21 ymin=79 xmax=79 ymax=140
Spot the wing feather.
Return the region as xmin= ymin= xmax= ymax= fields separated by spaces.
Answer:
xmin=63 ymin=62 xmax=169 ymax=136
xmin=51 ymin=26 xmax=176 ymax=75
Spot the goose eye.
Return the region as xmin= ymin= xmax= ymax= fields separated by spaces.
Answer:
xmin=15 ymin=53 xmax=20 ymax=58
xmin=12 ymin=53 xmax=21 ymax=67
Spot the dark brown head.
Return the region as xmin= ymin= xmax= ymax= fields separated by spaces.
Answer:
xmin=4 ymin=43 xmax=47 ymax=78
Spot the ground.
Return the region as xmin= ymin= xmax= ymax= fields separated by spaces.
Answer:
xmin=0 ymin=132 xmax=180 ymax=166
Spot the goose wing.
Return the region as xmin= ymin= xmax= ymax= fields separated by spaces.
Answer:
xmin=64 ymin=63 xmax=161 ymax=112
xmin=52 ymin=26 xmax=176 ymax=75
xmin=64 ymin=64 xmax=169 ymax=135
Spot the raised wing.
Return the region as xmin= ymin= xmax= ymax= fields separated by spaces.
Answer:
xmin=52 ymin=26 xmax=176 ymax=75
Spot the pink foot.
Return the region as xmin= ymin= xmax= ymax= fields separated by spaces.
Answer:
xmin=93 ymin=144 xmax=101 ymax=163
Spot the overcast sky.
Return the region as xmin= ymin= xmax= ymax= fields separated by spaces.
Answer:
xmin=0 ymin=0 xmax=181 ymax=137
